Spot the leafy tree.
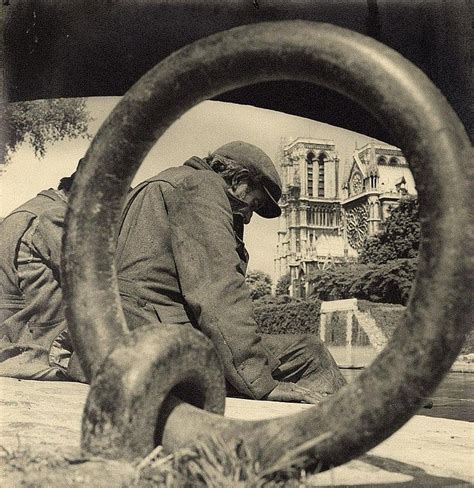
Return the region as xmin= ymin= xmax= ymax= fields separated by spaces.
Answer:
xmin=245 ymin=270 xmax=272 ymax=301
xmin=359 ymin=197 xmax=420 ymax=264
xmin=358 ymin=236 xmax=392 ymax=265
xmin=275 ymin=273 xmax=291 ymax=296
xmin=308 ymin=259 xmax=417 ymax=305
xmin=1 ymin=99 xmax=93 ymax=162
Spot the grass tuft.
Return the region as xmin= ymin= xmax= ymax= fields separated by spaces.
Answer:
xmin=136 ymin=433 xmax=331 ymax=487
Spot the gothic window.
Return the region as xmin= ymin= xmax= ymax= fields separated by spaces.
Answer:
xmin=306 ymin=152 xmax=315 ymax=197
xmin=351 ymin=172 xmax=363 ymax=194
xmin=369 ymin=174 xmax=377 ymax=189
xmin=389 ymin=157 xmax=399 ymax=165
xmin=377 ymin=156 xmax=386 ymax=165
xmin=318 ymin=153 xmax=325 ymax=197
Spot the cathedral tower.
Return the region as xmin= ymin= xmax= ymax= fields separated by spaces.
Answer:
xmin=274 ymin=138 xmax=354 ymax=298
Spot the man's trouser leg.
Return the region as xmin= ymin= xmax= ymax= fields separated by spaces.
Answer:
xmin=261 ymin=333 xmax=347 ymax=396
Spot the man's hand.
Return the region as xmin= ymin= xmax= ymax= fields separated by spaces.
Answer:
xmin=265 ymin=382 xmax=326 ymax=404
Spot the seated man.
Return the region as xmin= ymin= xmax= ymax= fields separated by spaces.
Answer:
xmin=116 ymin=141 xmax=346 ymax=403
xmin=0 ymin=163 xmax=83 ymax=380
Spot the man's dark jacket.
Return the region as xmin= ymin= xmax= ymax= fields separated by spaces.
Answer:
xmin=116 ymin=158 xmax=280 ymax=399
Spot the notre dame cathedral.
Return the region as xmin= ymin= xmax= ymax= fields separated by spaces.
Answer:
xmin=274 ymin=137 xmax=416 ymax=298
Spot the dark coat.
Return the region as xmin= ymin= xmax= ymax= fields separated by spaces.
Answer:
xmin=0 ymin=189 xmax=72 ymax=379
xmin=116 ymin=158 xmax=280 ymax=399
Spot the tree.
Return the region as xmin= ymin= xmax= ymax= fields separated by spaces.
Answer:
xmin=245 ymin=270 xmax=272 ymax=301
xmin=308 ymin=259 xmax=417 ymax=305
xmin=1 ymin=99 xmax=93 ymax=162
xmin=275 ymin=273 xmax=291 ymax=296
xmin=359 ymin=236 xmax=392 ymax=265
xmin=359 ymin=197 xmax=420 ymax=264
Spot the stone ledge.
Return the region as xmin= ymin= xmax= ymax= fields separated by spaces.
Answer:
xmin=1 ymin=377 xmax=472 ymax=486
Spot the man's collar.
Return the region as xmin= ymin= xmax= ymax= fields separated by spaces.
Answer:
xmin=183 ymin=156 xmax=212 ymax=171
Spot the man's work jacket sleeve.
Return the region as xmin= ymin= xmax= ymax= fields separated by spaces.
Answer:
xmin=165 ymin=172 xmax=279 ymax=399
xmin=13 ymin=208 xmax=72 ymax=378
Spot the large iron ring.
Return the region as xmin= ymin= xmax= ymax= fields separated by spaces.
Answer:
xmin=81 ymin=324 xmax=226 ymax=460
xmin=63 ymin=21 xmax=472 ymax=471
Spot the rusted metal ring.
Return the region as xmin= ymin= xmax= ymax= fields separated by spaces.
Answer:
xmin=81 ymin=324 xmax=226 ymax=460
xmin=63 ymin=21 xmax=472 ymax=470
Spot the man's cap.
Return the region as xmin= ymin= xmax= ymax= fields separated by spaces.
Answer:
xmin=212 ymin=141 xmax=282 ymax=218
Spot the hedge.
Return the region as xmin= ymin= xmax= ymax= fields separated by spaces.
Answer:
xmin=308 ymin=259 xmax=417 ymax=305
xmin=254 ymin=298 xmax=322 ymax=335
xmin=253 ymin=298 xmax=403 ymax=345
xmin=253 ymin=298 xmax=401 ymax=339
xmin=253 ymin=297 xmax=474 ymax=355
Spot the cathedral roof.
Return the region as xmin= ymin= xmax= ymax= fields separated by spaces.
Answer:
xmin=283 ymin=137 xmax=336 ymax=153
xmin=342 ymin=141 xmax=416 ymax=197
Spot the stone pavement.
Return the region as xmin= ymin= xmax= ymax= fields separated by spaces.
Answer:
xmin=0 ymin=377 xmax=472 ymax=486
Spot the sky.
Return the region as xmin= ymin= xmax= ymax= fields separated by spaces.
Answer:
xmin=1 ymin=97 xmax=385 ymax=281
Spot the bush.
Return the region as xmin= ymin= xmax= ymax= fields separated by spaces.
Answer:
xmin=245 ymin=270 xmax=272 ymax=301
xmin=309 ymin=259 xmax=417 ymax=305
xmin=275 ymin=273 xmax=291 ymax=296
xmin=359 ymin=197 xmax=420 ymax=264
xmin=254 ymin=298 xmax=322 ymax=335
xmin=252 ymin=294 xmax=297 ymax=306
